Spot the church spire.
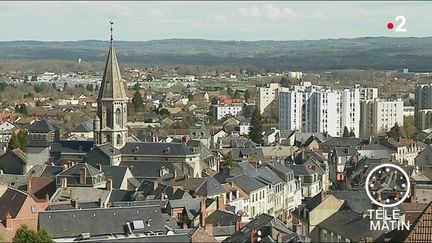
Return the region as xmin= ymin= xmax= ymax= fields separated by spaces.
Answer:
xmin=97 ymin=21 xmax=127 ymax=101
xmin=94 ymin=21 xmax=129 ymax=149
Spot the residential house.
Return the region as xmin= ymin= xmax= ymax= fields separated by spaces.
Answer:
xmin=289 ymin=164 xmax=321 ymax=198
xmin=226 ymin=173 xmax=267 ymax=218
xmin=0 ymin=187 xmax=48 ymax=241
xmin=381 ymin=137 xmax=420 ymax=165
xmin=263 ymin=128 xmax=280 ymax=146
xmin=291 ymin=192 xmax=345 ymax=242
xmin=0 ymin=148 xmax=27 ymax=175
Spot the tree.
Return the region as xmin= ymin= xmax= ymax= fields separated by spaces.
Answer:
xmin=17 ymin=130 xmax=28 ymax=150
xmin=227 ymin=87 xmax=234 ymax=98
xmin=349 ymin=130 xmax=355 ymax=137
xmin=387 ymin=123 xmax=402 ymax=138
xmin=30 ymin=75 xmax=38 ymax=82
xmin=220 ymin=152 xmax=235 ymax=169
xmin=243 ymin=105 xmax=254 ymax=118
xmin=249 ymin=106 xmax=263 ymax=144
xmin=13 ymin=224 xmax=53 ymax=243
xmin=133 ymin=82 xmax=140 ymax=91
xmin=343 ymin=126 xmax=350 ymax=137
xmin=7 ymin=133 xmax=20 ymax=151
xmin=279 ymin=77 xmax=293 ymax=87
xmin=245 ymin=89 xmax=252 ymax=102
xmin=131 ymin=90 xmax=144 ymax=112
xmin=234 ymin=90 xmax=241 ymax=99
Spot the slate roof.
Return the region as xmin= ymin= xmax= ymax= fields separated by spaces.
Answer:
xmin=97 ymin=41 xmax=128 ymax=101
xmin=96 ymin=143 xmax=122 ymax=157
xmin=39 ymin=165 xmax=64 ymax=178
xmin=0 ymin=187 xmax=28 ymax=218
xmin=28 ymin=118 xmax=59 ymax=133
xmin=415 ymin=146 xmax=432 ymax=166
xmin=320 ymin=137 xmax=367 ymax=152
xmin=71 ymin=121 xmax=93 ymax=133
xmin=50 ymin=140 xmax=94 ymax=154
xmin=51 ymin=187 xmax=110 ymax=203
xmin=101 ymin=165 xmax=128 ymax=189
xmin=206 ymin=209 xmax=240 ymax=226
xmin=39 ymin=205 xmax=165 ymax=238
xmin=108 ymin=189 xmax=134 ymax=203
xmin=253 ymin=166 xmax=284 ymax=186
xmin=168 ymin=198 xmax=202 ymax=220
xmin=295 ymin=132 xmax=327 ymax=144
xmin=224 ymin=213 xmax=298 ymax=243
xmin=329 ymin=190 xmax=371 ymax=213
xmin=288 ymin=164 xmax=316 ymax=176
xmin=58 ymin=163 xmax=103 ymax=178
xmin=231 ymin=148 xmax=264 ymax=160
xmin=120 ymin=142 xmax=196 ymax=156
xmin=119 ymin=161 xmax=185 ymax=179
xmin=195 ymin=176 xmax=227 ymax=197
xmin=0 ymin=174 xmax=29 ymax=191
xmin=318 ymin=210 xmax=373 ymax=241
xmin=226 ymin=173 xmax=266 ymax=194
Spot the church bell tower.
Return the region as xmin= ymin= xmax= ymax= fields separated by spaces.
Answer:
xmin=94 ymin=21 xmax=128 ymax=149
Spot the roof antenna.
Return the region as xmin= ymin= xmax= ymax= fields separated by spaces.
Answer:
xmin=109 ymin=20 xmax=114 ymax=43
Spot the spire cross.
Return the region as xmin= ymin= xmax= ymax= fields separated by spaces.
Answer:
xmin=109 ymin=21 xmax=114 ymax=42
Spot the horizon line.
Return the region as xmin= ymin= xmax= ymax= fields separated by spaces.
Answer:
xmin=1 ymin=36 xmax=431 ymax=43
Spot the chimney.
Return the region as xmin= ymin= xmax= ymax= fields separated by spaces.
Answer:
xmin=97 ymin=163 xmax=102 ymax=171
xmin=79 ymin=166 xmax=87 ymax=184
xmin=98 ymin=197 xmax=103 ymax=208
xmin=217 ymin=196 xmax=225 ymax=211
xmin=251 ymin=228 xmax=258 ymax=243
xmin=200 ymin=199 xmax=207 ymax=227
xmin=45 ymin=193 xmax=50 ymax=202
xmin=61 ymin=177 xmax=67 ymax=188
xmin=71 ymin=199 xmax=79 ymax=209
xmin=106 ymin=177 xmax=113 ymax=191
xmin=205 ymin=223 xmax=214 ymax=236
xmin=235 ymin=220 xmax=241 ymax=232
xmin=28 ymin=178 xmax=32 ymax=195
xmin=5 ymin=212 xmax=12 ymax=229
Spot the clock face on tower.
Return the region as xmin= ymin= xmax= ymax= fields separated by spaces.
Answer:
xmin=365 ymin=163 xmax=410 ymax=208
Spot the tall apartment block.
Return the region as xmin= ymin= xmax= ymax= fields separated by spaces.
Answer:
xmin=279 ymin=85 xmax=360 ymax=137
xmin=415 ymin=84 xmax=432 ymax=130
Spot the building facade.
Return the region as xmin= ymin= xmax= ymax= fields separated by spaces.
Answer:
xmin=360 ymin=99 xmax=404 ymax=138
xmin=257 ymin=83 xmax=280 ymax=117
xmin=415 ymin=84 xmax=432 ymax=130
xmin=279 ymin=86 xmax=360 ymax=137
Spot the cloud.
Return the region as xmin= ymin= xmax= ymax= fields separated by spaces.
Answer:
xmin=238 ymin=5 xmax=261 ymax=18
xmin=238 ymin=4 xmax=300 ymax=20
xmin=212 ymin=14 xmax=227 ymax=24
xmin=146 ymin=8 xmax=166 ymax=17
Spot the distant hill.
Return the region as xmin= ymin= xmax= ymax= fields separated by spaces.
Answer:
xmin=1 ymin=37 xmax=432 ymax=71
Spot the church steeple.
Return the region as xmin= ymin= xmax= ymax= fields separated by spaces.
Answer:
xmin=94 ymin=21 xmax=128 ymax=150
xmin=97 ymin=21 xmax=127 ymax=101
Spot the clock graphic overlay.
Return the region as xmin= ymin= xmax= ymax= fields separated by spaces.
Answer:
xmin=365 ymin=163 xmax=410 ymax=208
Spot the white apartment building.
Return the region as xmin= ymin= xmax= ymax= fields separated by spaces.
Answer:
xmin=359 ymin=87 xmax=378 ymax=101
xmin=258 ymin=83 xmax=280 ymax=117
xmin=212 ymin=104 xmax=243 ymax=120
xmin=279 ymin=86 xmax=360 ymax=137
xmin=360 ymin=99 xmax=404 ymax=137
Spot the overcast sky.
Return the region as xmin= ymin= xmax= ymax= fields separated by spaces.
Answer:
xmin=1 ymin=1 xmax=431 ymax=41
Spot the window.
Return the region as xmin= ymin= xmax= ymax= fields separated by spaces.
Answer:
xmin=116 ymin=108 xmax=122 ymax=126
xmin=116 ymin=134 xmax=121 ymax=145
